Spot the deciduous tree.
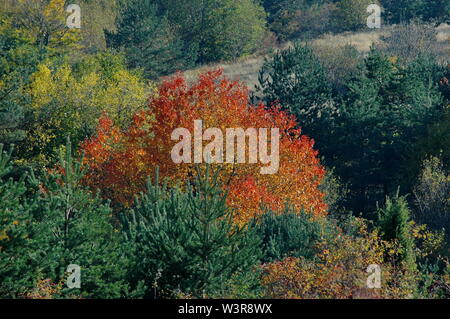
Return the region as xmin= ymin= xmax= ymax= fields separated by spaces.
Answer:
xmin=82 ymin=70 xmax=327 ymax=226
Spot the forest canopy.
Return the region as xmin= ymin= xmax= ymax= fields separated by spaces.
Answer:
xmin=0 ymin=0 xmax=449 ymax=299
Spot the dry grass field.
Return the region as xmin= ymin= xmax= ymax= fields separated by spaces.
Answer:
xmin=181 ymin=24 xmax=450 ymax=90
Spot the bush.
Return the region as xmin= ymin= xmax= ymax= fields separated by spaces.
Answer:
xmin=413 ymin=156 xmax=450 ymax=238
xmin=17 ymin=51 xmax=150 ymax=171
xmin=332 ymin=0 xmax=380 ymax=32
xmin=253 ymin=208 xmax=324 ymax=263
xmin=260 ymin=214 xmax=444 ymax=299
xmin=261 ymin=218 xmax=388 ymax=299
xmin=377 ymin=21 xmax=443 ymax=64
xmin=269 ymin=2 xmax=337 ymax=41
xmin=312 ymin=43 xmax=360 ymax=95
xmin=319 ymin=168 xmax=349 ymax=214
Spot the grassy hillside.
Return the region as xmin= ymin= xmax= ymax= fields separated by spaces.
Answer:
xmin=181 ymin=24 xmax=450 ymax=90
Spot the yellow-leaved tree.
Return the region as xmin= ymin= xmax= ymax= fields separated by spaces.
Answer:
xmin=8 ymin=0 xmax=81 ymax=53
xmin=17 ymin=52 xmax=154 ymax=170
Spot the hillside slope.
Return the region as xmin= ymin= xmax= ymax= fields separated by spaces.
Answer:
xmin=181 ymin=24 xmax=450 ymax=90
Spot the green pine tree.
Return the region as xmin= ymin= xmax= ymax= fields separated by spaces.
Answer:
xmin=121 ymin=166 xmax=261 ymax=298
xmin=27 ymin=138 xmax=132 ymax=298
xmin=0 ymin=144 xmax=37 ymax=297
xmin=253 ymin=207 xmax=324 ymax=263
xmin=377 ymin=192 xmax=417 ymax=272
xmin=1 ymin=138 xmax=133 ymax=298
xmin=0 ymin=16 xmax=43 ymax=147
xmin=256 ymin=43 xmax=333 ymax=139
xmin=326 ymin=49 xmax=445 ymax=215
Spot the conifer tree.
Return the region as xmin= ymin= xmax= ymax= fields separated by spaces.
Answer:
xmin=1 ymin=138 xmax=132 ymax=298
xmin=0 ymin=145 xmax=37 ymax=297
xmin=27 ymin=138 xmax=131 ymax=298
xmin=253 ymin=207 xmax=323 ymax=263
xmin=377 ymin=192 xmax=417 ymax=272
xmin=327 ymin=49 xmax=445 ymax=214
xmin=121 ymin=166 xmax=261 ymax=298
xmin=0 ymin=16 xmax=42 ymax=147
xmin=257 ymin=43 xmax=333 ymax=140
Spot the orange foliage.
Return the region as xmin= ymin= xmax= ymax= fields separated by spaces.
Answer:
xmin=23 ymin=279 xmax=62 ymax=299
xmin=260 ymin=221 xmax=386 ymax=299
xmin=81 ymin=69 xmax=327 ymax=225
xmin=260 ymin=219 xmax=419 ymax=299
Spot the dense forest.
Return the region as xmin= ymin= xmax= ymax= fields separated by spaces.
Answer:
xmin=0 ymin=0 xmax=449 ymax=299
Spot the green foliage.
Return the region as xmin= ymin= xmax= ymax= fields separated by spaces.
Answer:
xmin=76 ymin=0 xmax=117 ymax=52
xmin=425 ymin=0 xmax=450 ymax=24
xmin=416 ymin=259 xmax=450 ymax=299
xmin=377 ymin=192 xmax=417 ymax=271
xmin=257 ymin=43 xmax=334 ymax=140
xmin=0 ymin=0 xmax=449 ymax=299
xmin=413 ymin=156 xmax=450 ymax=238
xmin=258 ymin=46 xmax=447 ymax=216
xmin=121 ymin=166 xmax=261 ymax=298
xmin=28 ymin=138 xmax=131 ymax=298
xmin=1 ymin=139 xmax=132 ymax=298
xmin=412 ymin=110 xmax=450 ymax=176
xmin=106 ymin=0 xmax=189 ymax=79
xmin=160 ymin=0 xmax=267 ymax=64
xmin=209 ymin=0 xmax=267 ymax=61
xmin=442 ymin=66 xmax=450 ymax=102
xmin=319 ymin=168 xmax=349 ymax=214
xmin=333 ymin=0 xmax=379 ymax=32
xmin=328 ymin=49 xmax=446 ymax=214
xmin=261 ymin=0 xmax=335 ymax=40
xmin=0 ymin=144 xmax=37 ymax=297
xmin=381 ymin=0 xmax=450 ymax=24
xmin=0 ymin=16 xmax=44 ymax=147
xmin=383 ymin=0 xmax=423 ymax=23
xmin=15 ymin=51 xmax=149 ymax=172
xmin=253 ymin=208 xmax=323 ymax=263
xmin=8 ymin=0 xmax=82 ymax=53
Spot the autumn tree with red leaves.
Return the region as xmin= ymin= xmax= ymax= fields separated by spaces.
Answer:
xmin=81 ymin=70 xmax=327 ymax=226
